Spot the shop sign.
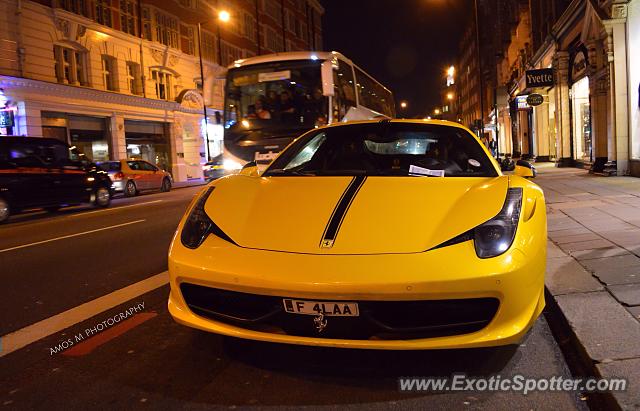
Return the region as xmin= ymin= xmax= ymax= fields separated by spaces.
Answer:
xmin=526 ymin=94 xmax=544 ymax=106
xmin=526 ymin=68 xmax=554 ymax=88
xmin=0 ymin=109 xmax=14 ymax=127
xmin=571 ymin=50 xmax=588 ymax=82
xmin=515 ymin=95 xmax=531 ymax=110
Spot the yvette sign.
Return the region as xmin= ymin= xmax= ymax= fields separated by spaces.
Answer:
xmin=526 ymin=68 xmax=554 ymax=88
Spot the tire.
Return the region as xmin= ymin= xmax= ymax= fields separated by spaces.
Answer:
xmin=160 ymin=178 xmax=171 ymax=192
xmin=124 ymin=180 xmax=137 ymax=197
xmin=94 ymin=186 xmax=111 ymax=208
xmin=0 ymin=197 xmax=10 ymax=224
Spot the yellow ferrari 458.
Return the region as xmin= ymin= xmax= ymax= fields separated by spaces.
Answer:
xmin=168 ymin=120 xmax=546 ymax=350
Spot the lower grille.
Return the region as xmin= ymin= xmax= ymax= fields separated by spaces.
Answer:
xmin=180 ymin=283 xmax=499 ymax=340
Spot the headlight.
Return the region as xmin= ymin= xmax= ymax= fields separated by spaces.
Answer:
xmin=474 ymin=187 xmax=523 ymax=258
xmin=180 ymin=187 xmax=235 ymax=249
xmin=181 ymin=187 xmax=216 ymax=249
xmin=223 ymin=158 xmax=242 ymax=171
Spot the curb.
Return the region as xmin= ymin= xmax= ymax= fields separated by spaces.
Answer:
xmin=543 ymin=287 xmax=622 ymax=411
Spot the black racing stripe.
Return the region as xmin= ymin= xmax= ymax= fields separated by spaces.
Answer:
xmin=320 ymin=175 xmax=367 ymax=246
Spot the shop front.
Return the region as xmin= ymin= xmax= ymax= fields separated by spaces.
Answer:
xmin=41 ymin=112 xmax=111 ymax=161
xmin=629 ymin=0 xmax=640 ymax=176
xmin=569 ymin=49 xmax=592 ymax=166
xmin=124 ymin=120 xmax=171 ymax=174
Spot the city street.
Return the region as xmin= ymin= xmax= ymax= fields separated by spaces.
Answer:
xmin=0 ymin=179 xmax=587 ymax=410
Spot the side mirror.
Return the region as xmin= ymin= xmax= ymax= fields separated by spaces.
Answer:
xmin=500 ymin=157 xmax=515 ymax=172
xmin=514 ymin=160 xmax=536 ymax=178
xmin=239 ymin=161 xmax=260 ymax=176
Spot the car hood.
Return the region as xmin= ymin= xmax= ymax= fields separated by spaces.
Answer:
xmin=205 ymin=175 xmax=508 ymax=254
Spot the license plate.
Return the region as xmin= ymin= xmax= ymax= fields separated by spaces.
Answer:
xmin=282 ymin=299 xmax=359 ymax=317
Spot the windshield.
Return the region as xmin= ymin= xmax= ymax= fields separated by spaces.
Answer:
xmin=265 ymin=122 xmax=498 ymax=177
xmin=224 ymin=60 xmax=328 ymax=131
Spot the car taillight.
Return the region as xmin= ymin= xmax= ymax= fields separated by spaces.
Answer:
xmin=113 ymin=172 xmax=124 ymax=180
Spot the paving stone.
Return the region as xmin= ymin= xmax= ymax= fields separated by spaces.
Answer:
xmin=546 ymin=257 xmax=604 ymax=295
xmin=551 ymin=232 xmax=603 ymax=244
xmin=555 ymin=292 xmax=640 ymax=361
xmin=596 ymin=358 xmax=640 ymax=411
xmin=591 ymin=265 xmax=640 ymax=286
xmin=571 ymin=247 xmax=631 ymax=261
xmin=547 ymin=227 xmax=592 ymax=240
xmin=547 ymin=241 xmax=567 ymax=259
xmin=627 ymin=306 xmax=640 ymax=320
xmin=558 ymin=239 xmax=616 ymax=253
xmin=608 ymin=284 xmax=640 ymax=306
xmin=580 ymin=254 xmax=640 ymax=273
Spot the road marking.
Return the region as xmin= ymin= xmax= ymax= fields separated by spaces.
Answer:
xmin=66 ymin=200 xmax=163 ymax=217
xmin=0 ymin=220 xmax=146 ymax=253
xmin=0 ymin=271 xmax=168 ymax=358
xmin=62 ymin=312 xmax=158 ymax=356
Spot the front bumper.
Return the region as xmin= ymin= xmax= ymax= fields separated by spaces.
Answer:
xmin=168 ymin=232 xmax=546 ymax=350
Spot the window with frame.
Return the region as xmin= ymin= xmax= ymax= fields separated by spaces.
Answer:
xmin=101 ymin=55 xmax=117 ymax=91
xmin=141 ymin=7 xmax=152 ymax=40
xmin=180 ymin=24 xmax=195 ymax=55
xmin=220 ymin=41 xmax=243 ymax=67
xmin=263 ymin=0 xmax=280 ymax=21
xmin=59 ymin=0 xmax=90 ymax=18
xmin=155 ymin=11 xmax=179 ymax=48
xmin=243 ymin=13 xmax=256 ymax=42
xmin=265 ymin=27 xmax=283 ymax=52
xmin=119 ymin=0 xmax=137 ymax=35
xmin=126 ymin=62 xmax=142 ymax=95
xmin=201 ymin=30 xmax=216 ymax=62
xmin=95 ymin=0 xmax=113 ymax=27
xmin=151 ymin=69 xmax=174 ymax=100
xmin=54 ymin=45 xmax=87 ymax=86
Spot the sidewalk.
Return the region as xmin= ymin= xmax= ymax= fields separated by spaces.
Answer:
xmin=535 ymin=165 xmax=640 ymax=410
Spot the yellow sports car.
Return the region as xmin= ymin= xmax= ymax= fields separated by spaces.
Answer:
xmin=168 ymin=120 xmax=546 ymax=350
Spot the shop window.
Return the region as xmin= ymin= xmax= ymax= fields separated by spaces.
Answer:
xmin=119 ymin=0 xmax=137 ymax=36
xmin=180 ymin=24 xmax=195 ymax=55
xmin=101 ymin=55 xmax=117 ymax=91
xmin=151 ymin=70 xmax=174 ymax=100
xmin=571 ymin=77 xmax=592 ymax=162
xmin=126 ymin=62 xmax=142 ymax=95
xmin=54 ymin=45 xmax=88 ymax=86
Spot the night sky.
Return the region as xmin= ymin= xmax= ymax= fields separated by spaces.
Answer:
xmin=322 ymin=0 xmax=471 ymax=118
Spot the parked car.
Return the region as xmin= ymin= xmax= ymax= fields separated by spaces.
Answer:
xmin=97 ymin=159 xmax=172 ymax=197
xmin=168 ymin=120 xmax=546 ymax=350
xmin=0 ymin=137 xmax=112 ymax=223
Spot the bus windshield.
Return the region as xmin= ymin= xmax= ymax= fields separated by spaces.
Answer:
xmin=224 ymin=60 xmax=328 ymax=131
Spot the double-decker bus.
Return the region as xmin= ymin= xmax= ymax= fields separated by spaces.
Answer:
xmin=220 ymin=51 xmax=395 ymax=167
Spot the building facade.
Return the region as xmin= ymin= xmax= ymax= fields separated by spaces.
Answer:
xmin=0 ymin=0 xmax=323 ymax=181
xmin=460 ymin=0 xmax=638 ymax=176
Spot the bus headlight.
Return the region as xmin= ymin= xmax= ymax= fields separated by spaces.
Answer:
xmin=223 ymin=159 xmax=243 ymax=171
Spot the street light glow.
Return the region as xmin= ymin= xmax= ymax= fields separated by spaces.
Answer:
xmin=218 ymin=10 xmax=231 ymax=22
xmin=447 ymin=66 xmax=455 ymax=77
xmin=434 ymin=108 xmax=441 ymax=115
xmin=400 ymin=101 xmax=408 ymax=109
xmin=447 ymin=92 xmax=454 ymax=100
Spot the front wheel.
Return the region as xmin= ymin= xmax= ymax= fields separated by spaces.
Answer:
xmin=94 ymin=186 xmax=111 ymax=208
xmin=0 ymin=197 xmax=10 ymax=224
xmin=160 ymin=178 xmax=171 ymax=192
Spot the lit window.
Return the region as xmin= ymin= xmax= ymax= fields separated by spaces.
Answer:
xmin=151 ymin=70 xmax=173 ymax=100
xmin=126 ymin=62 xmax=141 ymax=95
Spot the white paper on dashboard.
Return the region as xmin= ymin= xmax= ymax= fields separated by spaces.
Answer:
xmin=409 ymin=165 xmax=445 ymax=177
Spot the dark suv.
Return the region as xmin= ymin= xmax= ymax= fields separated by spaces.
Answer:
xmin=0 ymin=137 xmax=113 ymax=223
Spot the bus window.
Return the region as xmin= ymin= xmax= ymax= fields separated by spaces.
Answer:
xmin=333 ymin=60 xmax=357 ymax=121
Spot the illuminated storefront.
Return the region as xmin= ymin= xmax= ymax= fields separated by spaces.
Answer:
xmin=569 ymin=49 xmax=592 ymax=165
xmin=629 ymin=0 xmax=640 ymax=176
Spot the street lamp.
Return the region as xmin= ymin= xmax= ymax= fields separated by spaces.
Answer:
xmin=434 ymin=108 xmax=441 ymax=115
xmin=197 ymin=9 xmax=231 ymax=161
xmin=446 ymin=92 xmax=454 ymax=100
xmin=400 ymin=101 xmax=408 ymax=109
